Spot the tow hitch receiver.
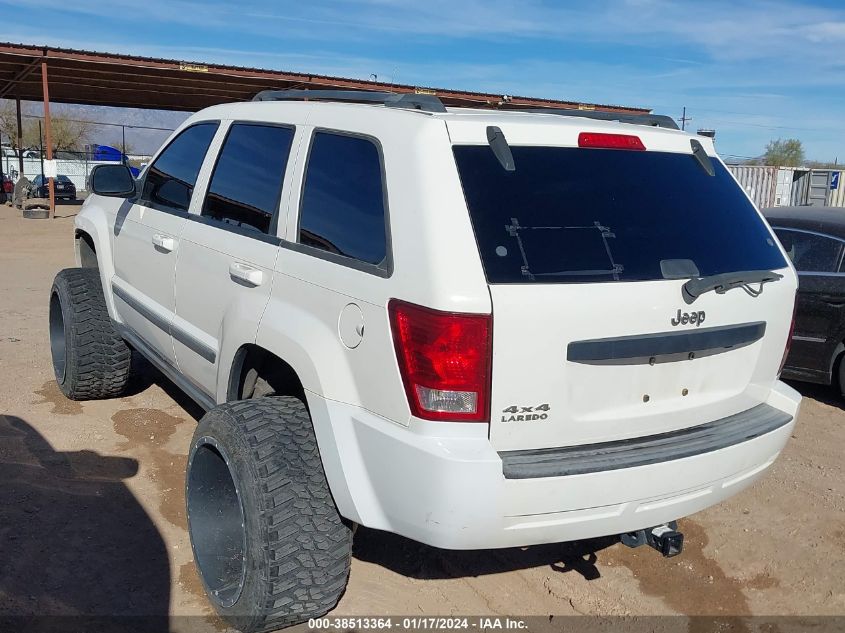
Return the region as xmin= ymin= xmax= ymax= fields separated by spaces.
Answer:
xmin=620 ymin=521 xmax=684 ymax=558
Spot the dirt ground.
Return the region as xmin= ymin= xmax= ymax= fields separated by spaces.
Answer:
xmin=1 ymin=202 xmax=843 ymax=631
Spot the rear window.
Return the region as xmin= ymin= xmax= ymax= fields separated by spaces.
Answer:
xmin=453 ymin=146 xmax=787 ymax=283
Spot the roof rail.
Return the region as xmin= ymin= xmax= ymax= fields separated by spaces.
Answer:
xmin=252 ymin=89 xmax=447 ymax=113
xmin=517 ymin=108 xmax=680 ymax=130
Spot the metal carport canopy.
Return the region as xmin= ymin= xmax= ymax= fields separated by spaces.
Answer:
xmin=0 ymin=41 xmax=650 ymax=114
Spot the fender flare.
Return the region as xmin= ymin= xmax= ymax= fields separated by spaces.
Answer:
xmin=73 ymin=206 xmax=120 ymax=321
xmin=234 ymin=302 xmax=367 ymax=523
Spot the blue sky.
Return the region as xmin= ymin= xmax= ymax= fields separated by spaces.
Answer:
xmin=2 ymin=0 xmax=844 ymax=161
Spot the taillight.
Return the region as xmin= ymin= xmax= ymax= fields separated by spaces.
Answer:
xmin=389 ymin=299 xmax=492 ymax=422
xmin=778 ymin=298 xmax=797 ymax=377
xmin=578 ymin=132 xmax=646 ymax=151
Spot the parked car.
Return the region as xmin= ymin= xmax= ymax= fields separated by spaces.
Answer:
xmin=764 ymin=206 xmax=845 ymax=392
xmin=49 ymin=91 xmax=800 ymax=631
xmin=28 ymin=174 xmax=77 ymax=200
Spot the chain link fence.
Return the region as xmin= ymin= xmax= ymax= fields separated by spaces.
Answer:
xmin=1 ymin=152 xmax=136 ymax=193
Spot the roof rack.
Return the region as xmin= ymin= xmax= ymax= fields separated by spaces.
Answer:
xmin=252 ymin=89 xmax=447 ymax=113
xmin=517 ymin=108 xmax=679 ymax=130
xmin=251 ymin=90 xmax=679 ymax=130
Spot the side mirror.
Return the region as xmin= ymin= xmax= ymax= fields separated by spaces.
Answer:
xmin=90 ymin=164 xmax=136 ymax=198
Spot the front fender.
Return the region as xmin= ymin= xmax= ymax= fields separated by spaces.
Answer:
xmin=74 ymin=199 xmax=120 ymax=321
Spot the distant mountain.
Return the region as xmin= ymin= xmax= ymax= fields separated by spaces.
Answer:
xmin=65 ymin=103 xmax=189 ymax=154
xmin=3 ymin=99 xmax=190 ymax=155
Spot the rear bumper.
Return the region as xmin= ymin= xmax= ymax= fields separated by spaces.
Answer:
xmin=309 ymin=381 xmax=800 ymax=550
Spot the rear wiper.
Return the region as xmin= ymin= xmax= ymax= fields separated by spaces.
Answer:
xmin=682 ymin=270 xmax=783 ymax=304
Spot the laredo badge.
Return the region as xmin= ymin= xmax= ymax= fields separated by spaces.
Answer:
xmin=501 ymin=403 xmax=550 ymax=422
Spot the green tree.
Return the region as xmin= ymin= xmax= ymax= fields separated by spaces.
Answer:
xmin=763 ymin=138 xmax=805 ymax=167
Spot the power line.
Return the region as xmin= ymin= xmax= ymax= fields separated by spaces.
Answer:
xmin=20 ymin=113 xmax=175 ymax=132
xmin=651 ymin=102 xmax=837 ymax=134
xmin=706 ymin=119 xmax=834 ymax=133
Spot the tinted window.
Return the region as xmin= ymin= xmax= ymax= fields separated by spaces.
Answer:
xmin=202 ymin=124 xmax=294 ymax=234
xmin=299 ymin=132 xmax=387 ymax=267
xmin=57 ymin=175 xmax=72 ymax=183
xmin=774 ymin=229 xmax=843 ymax=273
xmin=141 ymin=122 xmax=218 ymax=212
xmin=453 ymin=146 xmax=787 ymax=283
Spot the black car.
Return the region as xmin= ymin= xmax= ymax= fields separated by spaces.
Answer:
xmin=764 ymin=206 xmax=845 ymax=393
xmin=28 ymin=174 xmax=77 ymax=200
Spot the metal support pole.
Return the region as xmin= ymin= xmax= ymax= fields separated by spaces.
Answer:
xmin=15 ymin=97 xmax=24 ymax=174
xmin=39 ymin=120 xmax=44 ymax=178
xmin=0 ymin=129 xmax=5 ymax=204
xmin=41 ymin=59 xmax=55 ymax=218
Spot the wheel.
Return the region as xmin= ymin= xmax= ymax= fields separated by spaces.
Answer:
xmin=837 ymin=352 xmax=845 ymax=398
xmin=49 ymin=268 xmax=133 ymax=399
xmin=186 ymin=397 xmax=352 ymax=632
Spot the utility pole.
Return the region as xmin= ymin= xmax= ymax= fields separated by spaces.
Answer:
xmin=679 ymin=106 xmax=692 ymax=131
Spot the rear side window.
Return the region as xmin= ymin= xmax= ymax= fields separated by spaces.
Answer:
xmin=774 ymin=228 xmax=844 ymax=273
xmin=142 ymin=122 xmax=218 ymax=213
xmin=202 ymin=123 xmax=295 ymax=234
xmin=453 ymin=146 xmax=788 ymax=283
xmin=298 ymin=131 xmax=387 ymax=268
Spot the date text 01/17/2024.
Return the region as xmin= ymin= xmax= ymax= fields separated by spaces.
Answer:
xmin=308 ymin=617 xmax=529 ymax=630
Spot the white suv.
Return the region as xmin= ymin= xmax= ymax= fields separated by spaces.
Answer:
xmin=49 ymin=91 xmax=801 ymax=631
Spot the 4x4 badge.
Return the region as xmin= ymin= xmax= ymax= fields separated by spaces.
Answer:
xmin=671 ymin=309 xmax=705 ymax=327
xmin=501 ymin=403 xmax=550 ymax=422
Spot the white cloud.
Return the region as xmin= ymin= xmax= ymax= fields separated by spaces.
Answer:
xmin=2 ymin=0 xmax=843 ymax=160
xmin=800 ymin=21 xmax=845 ymax=42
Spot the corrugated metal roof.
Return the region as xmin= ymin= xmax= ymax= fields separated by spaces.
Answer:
xmin=0 ymin=41 xmax=650 ymax=114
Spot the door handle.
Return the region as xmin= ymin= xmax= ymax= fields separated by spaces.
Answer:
xmin=152 ymin=234 xmax=175 ymax=252
xmin=229 ymin=262 xmax=263 ymax=286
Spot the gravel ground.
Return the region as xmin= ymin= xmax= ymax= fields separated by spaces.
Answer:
xmin=0 ymin=202 xmax=842 ymax=631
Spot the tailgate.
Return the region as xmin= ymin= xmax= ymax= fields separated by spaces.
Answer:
xmin=450 ymin=133 xmax=795 ymax=452
xmin=488 ymin=277 xmax=793 ymax=451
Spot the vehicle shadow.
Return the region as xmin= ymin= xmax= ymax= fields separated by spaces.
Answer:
xmin=124 ymin=356 xmax=205 ymax=421
xmin=0 ymin=414 xmax=171 ymax=631
xmin=126 ymin=362 xmax=619 ymax=582
xmin=353 ymin=526 xmax=618 ymax=581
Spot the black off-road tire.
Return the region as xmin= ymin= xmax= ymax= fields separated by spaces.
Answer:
xmin=49 ymin=268 xmax=133 ymax=399
xmin=186 ymin=397 xmax=353 ymax=632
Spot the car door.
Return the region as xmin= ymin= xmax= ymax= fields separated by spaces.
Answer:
xmin=111 ymin=122 xmax=219 ymax=366
xmin=774 ymin=227 xmax=845 ymax=378
xmin=172 ymin=121 xmax=298 ymax=401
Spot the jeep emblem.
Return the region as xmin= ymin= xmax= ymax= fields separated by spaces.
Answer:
xmin=671 ymin=309 xmax=705 ymax=327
